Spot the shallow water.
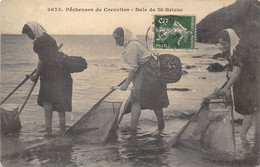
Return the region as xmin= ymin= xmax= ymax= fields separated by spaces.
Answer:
xmin=1 ymin=35 xmax=258 ymax=166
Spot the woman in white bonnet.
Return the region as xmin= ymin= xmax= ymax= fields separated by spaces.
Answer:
xmin=113 ymin=27 xmax=169 ymax=135
xmin=217 ymin=29 xmax=260 ymax=144
xmin=22 ymin=22 xmax=73 ymax=134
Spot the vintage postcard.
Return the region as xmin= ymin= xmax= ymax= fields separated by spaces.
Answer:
xmin=1 ymin=0 xmax=259 ymax=166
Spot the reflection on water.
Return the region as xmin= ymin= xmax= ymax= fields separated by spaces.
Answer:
xmin=3 ymin=121 xmax=259 ymax=167
xmin=2 ymin=134 xmax=75 ymax=167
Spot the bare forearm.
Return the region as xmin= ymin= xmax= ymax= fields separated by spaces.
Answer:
xmin=223 ymin=66 xmax=241 ymax=90
xmin=125 ymin=70 xmax=136 ymax=86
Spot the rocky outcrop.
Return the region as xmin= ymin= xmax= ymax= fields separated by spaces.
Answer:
xmin=207 ymin=63 xmax=225 ymax=72
xmin=212 ymin=53 xmax=225 ymax=59
xmin=197 ymin=0 xmax=260 ymax=49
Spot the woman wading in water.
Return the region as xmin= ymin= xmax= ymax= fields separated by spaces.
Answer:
xmin=217 ymin=29 xmax=260 ymax=146
xmin=113 ymin=27 xmax=169 ymax=135
xmin=22 ymin=22 xmax=73 ymax=134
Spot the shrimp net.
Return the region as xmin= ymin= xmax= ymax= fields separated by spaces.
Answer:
xmin=67 ymin=101 xmax=122 ymax=143
xmin=1 ymin=107 xmax=22 ymax=135
xmin=177 ymin=92 xmax=236 ymax=160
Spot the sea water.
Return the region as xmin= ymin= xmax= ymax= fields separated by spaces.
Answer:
xmin=1 ymin=35 xmax=257 ymax=167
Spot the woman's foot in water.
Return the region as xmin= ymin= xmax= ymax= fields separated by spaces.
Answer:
xmin=42 ymin=127 xmax=53 ymax=138
xmin=152 ymin=120 xmax=165 ymax=136
xmin=152 ymin=128 xmax=166 ymax=136
xmin=154 ymin=109 xmax=165 ymax=136
xmin=39 ymin=127 xmax=52 ymax=134
xmin=129 ymin=128 xmax=137 ymax=140
xmin=58 ymin=124 xmax=66 ymax=135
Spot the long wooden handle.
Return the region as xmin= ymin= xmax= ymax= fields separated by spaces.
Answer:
xmin=1 ymin=69 xmax=37 ymax=105
xmin=168 ymin=107 xmax=203 ymax=147
xmin=115 ymin=95 xmax=131 ymax=128
xmin=103 ymin=94 xmax=131 ymax=143
xmin=11 ymin=78 xmax=38 ymax=123
xmin=65 ymin=78 xmax=127 ymax=134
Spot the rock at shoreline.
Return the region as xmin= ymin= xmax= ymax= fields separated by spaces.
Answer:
xmin=192 ymin=55 xmax=203 ymax=58
xmin=182 ymin=70 xmax=188 ymax=75
xmin=167 ymin=88 xmax=191 ymax=91
xmin=212 ymin=53 xmax=225 ymax=59
xmin=207 ymin=63 xmax=225 ymax=72
xmin=185 ymin=65 xmax=196 ymax=69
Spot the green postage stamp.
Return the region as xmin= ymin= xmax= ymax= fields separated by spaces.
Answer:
xmin=153 ymin=15 xmax=196 ymax=50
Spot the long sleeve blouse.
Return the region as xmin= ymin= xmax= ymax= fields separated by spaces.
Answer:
xmin=122 ymin=41 xmax=151 ymax=71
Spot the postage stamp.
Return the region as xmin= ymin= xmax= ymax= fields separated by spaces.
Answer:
xmin=153 ymin=15 xmax=196 ymax=50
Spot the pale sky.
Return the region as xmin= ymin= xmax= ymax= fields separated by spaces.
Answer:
xmin=1 ymin=0 xmax=236 ymax=35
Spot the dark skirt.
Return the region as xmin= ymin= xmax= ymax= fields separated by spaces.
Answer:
xmin=125 ymin=57 xmax=169 ymax=113
xmin=233 ymin=49 xmax=260 ymax=115
xmin=37 ymin=72 xmax=72 ymax=112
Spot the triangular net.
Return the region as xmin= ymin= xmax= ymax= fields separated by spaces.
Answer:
xmin=1 ymin=107 xmax=22 ymax=135
xmin=67 ymin=101 xmax=122 ymax=143
xmin=177 ymin=92 xmax=236 ymax=159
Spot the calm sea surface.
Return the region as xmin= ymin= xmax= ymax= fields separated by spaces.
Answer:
xmin=1 ymin=35 xmax=256 ymax=166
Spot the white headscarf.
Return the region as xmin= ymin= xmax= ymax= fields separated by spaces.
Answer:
xmin=225 ymin=28 xmax=240 ymax=56
xmin=26 ymin=21 xmax=47 ymax=39
xmin=122 ymin=28 xmax=138 ymax=48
